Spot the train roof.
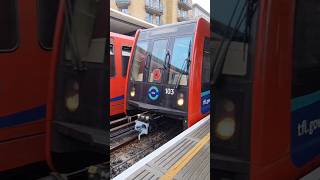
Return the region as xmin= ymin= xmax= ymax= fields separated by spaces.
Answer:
xmin=139 ymin=17 xmax=208 ymax=33
xmin=110 ymin=32 xmax=134 ymax=40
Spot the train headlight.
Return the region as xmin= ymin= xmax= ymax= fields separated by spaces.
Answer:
xmin=177 ymin=93 xmax=184 ymax=106
xmin=177 ymin=98 xmax=184 ymax=106
xmin=215 ymin=117 xmax=236 ymax=140
xmin=130 ymin=87 xmax=136 ymax=97
xmin=65 ymin=80 xmax=79 ymax=112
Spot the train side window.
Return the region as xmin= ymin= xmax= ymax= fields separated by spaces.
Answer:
xmin=38 ymin=0 xmax=59 ymax=50
xmin=0 ymin=0 xmax=18 ymax=51
xmin=292 ymin=0 xmax=320 ymax=97
xmin=122 ymin=46 xmax=132 ymax=77
xmin=202 ymin=38 xmax=211 ymax=89
xmin=110 ymin=44 xmax=115 ymax=77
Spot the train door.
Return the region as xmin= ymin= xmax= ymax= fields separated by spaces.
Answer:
xmin=143 ymin=38 xmax=171 ymax=107
xmin=120 ymin=46 xmax=132 ymax=93
xmin=161 ymin=35 xmax=193 ymax=116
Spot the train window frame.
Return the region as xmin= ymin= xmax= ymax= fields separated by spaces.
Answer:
xmin=147 ymin=38 xmax=169 ymax=84
xmin=168 ymin=35 xmax=194 ymax=86
xmin=110 ymin=43 xmax=116 ymax=77
xmin=130 ymin=40 xmax=149 ymax=82
xmin=121 ymin=46 xmax=132 ymax=77
xmin=37 ymin=0 xmax=59 ymax=50
xmin=0 ymin=0 xmax=19 ymax=52
xmin=292 ymin=0 xmax=320 ymax=97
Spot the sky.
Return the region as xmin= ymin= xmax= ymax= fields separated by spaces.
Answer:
xmin=192 ymin=0 xmax=210 ymax=13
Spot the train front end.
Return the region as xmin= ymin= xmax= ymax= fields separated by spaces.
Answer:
xmin=46 ymin=0 xmax=107 ymax=173
xmin=125 ymin=18 xmax=210 ymax=130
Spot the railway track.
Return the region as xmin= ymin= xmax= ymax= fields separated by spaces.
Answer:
xmin=110 ymin=124 xmax=138 ymax=151
xmin=110 ymin=117 xmax=182 ymax=178
xmin=110 ymin=112 xmax=152 ymax=151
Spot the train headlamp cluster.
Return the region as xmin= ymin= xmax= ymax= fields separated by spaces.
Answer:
xmin=215 ymin=99 xmax=236 ymax=140
xmin=65 ymin=80 xmax=80 ymax=112
xmin=130 ymin=87 xmax=136 ymax=97
xmin=177 ymin=93 xmax=184 ymax=106
xmin=215 ymin=117 xmax=236 ymax=140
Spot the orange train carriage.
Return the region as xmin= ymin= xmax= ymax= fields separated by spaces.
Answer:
xmin=46 ymin=0 xmax=107 ymax=173
xmin=0 ymin=0 xmax=58 ymax=171
xmin=110 ymin=32 xmax=133 ymax=117
xmin=211 ymin=0 xmax=320 ymax=179
xmin=124 ymin=18 xmax=210 ymax=130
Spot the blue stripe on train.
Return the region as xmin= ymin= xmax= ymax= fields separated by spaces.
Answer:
xmin=110 ymin=95 xmax=124 ymax=102
xmin=0 ymin=105 xmax=46 ymax=128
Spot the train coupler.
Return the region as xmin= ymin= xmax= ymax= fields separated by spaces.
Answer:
xmin=134 ymin=113 xmax=153 ymax=140
xmin=135 ymin=120 xmax=149 ymax=140
xmin=134 ymin=113 xmax=162 ymax=140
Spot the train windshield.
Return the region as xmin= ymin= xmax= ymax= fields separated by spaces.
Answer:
xmin=212 ymin=0 xmax=258 ymax=78
xmin=64 ymin=0 xmax=105 ymax=64
xmin=168 ymin=36 xmax=193 ymax=86
xmin=130 ymin=29 xmax=194 ymax=86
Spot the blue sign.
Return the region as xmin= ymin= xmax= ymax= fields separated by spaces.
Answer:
xmin=201 ymin=90 xmax=210 ymax=114
xmin=291 ymin=90 xmax=320 ymax=167
xmin=148 ymin=86 xmax=160 ymax=100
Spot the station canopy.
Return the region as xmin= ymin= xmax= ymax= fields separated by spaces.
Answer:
xmin=110 ymin=8 xmax=157 ymax=36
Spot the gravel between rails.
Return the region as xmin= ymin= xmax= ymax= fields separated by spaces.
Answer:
xmin=110 ymin=119 xmax=182 ymax=178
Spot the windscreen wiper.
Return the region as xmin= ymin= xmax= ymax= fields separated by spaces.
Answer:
xmin=144 ymin=53 xmax=151 ymax=71
xmin=164 ymin=50 xmax=170 ymax=70
xmin=64 ymin=0 xmax=86 ymax=71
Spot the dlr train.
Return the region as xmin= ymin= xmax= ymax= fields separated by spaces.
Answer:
xmin=0 ymin=0 xmax=58 ymax=172
xmin=211 ymin=0 xmax=320 ymax=179
xmin=125 ymin=18 xmax=210 ymax=129
xmin=46 ymin=0 xmax=107 ymax=173
xmin=110 ymin=32 xmax=133 ymax=117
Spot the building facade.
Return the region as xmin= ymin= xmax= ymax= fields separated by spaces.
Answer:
xmin=192 ymin=3 xmax=210 ymax=22
xmin=110 ymin=0 xmax=193 ymax=25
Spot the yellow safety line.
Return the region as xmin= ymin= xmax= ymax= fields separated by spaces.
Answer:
xmin=160 ymin=132 xmax=210 ymax=180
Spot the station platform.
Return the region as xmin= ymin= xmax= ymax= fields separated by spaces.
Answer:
xmin=113 ymin=115 xmax=210 ymax=180
xmin=300 ymin=166 xmax=320 ymax=180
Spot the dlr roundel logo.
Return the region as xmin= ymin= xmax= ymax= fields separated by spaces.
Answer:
xmin=148 ymin=86 xmax=160 ymax=100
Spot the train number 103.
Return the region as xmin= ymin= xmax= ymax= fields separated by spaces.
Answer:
xmin=165 ymin=88 xmax=175 ymax=95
